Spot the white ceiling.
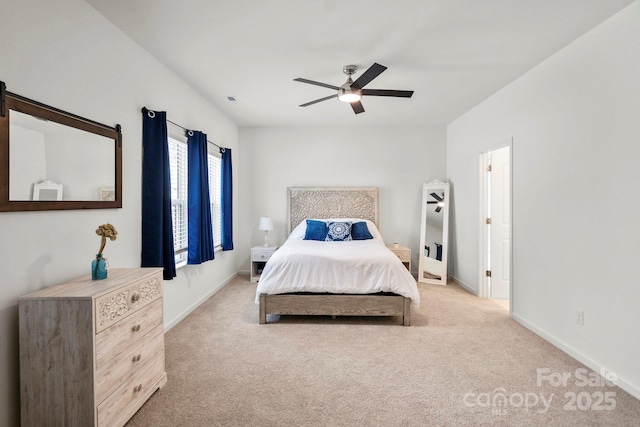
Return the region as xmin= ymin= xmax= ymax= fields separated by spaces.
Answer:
xmin=86 ymin=0 xmax=633 ymax=127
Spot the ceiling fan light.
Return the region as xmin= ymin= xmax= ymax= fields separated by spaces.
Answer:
xmin=338 ymin=88 xmax=362 ymax=103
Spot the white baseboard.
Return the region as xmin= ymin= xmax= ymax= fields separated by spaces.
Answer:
xmin=512 ymin=313 xmax=640 ymax=400
xmin=450 ymin=275 xmax=477 ymax=296
xmin=164 ymin=272 xmax=237 ymax=332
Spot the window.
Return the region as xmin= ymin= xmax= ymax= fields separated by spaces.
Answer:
xmin=208 ymin=153 xmax=222 ymax=248
xmin=168 ymin=134 xmax=188 ymax=265
xmin=168 ymin=132 xmax=222 ymax=266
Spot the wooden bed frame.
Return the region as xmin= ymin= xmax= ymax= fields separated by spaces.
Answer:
xmin=258 ymin=186 xmax=412 ymax=326
xmin=259 ymin=293 xmax=411 ymax=326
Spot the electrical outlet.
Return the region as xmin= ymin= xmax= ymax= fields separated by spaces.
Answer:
xmin=575 ymin=309 xmax=584 ymax=326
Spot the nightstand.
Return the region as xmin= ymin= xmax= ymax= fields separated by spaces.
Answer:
xmin=251 ymin=246 xmax=277 ymax=283
xmin=388 ymin=244 xmax=411 ymax=272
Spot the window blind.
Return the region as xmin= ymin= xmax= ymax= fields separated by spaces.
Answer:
xmin=208 ymin=153 xmax=222 ymax=248
xmin=168 ymin=136 xmax=188 ymax=260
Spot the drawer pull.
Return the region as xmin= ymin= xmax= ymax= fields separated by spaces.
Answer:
xmin=130 ymin=291 xmax=140 ymax=304
xmin=133 ymin=354 xmax=142 ymax=362
xmin=132 ymin=324 xmax=141 ymax=332
xmin=134 ymin=384 xmax=143 ymax=392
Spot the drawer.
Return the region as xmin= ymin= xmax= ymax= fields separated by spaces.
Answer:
xmin=95 ymin=326 xmax=164 ymax=403
xmin=252 ymin=249 xmax=274 ymax=262
xmin=394 ymin=251 xmax=410 ymax=262
xmin=95 ymin=271 xmax=162 ymax=333
xmin=95 ymin=298 xmax=163 ymax=370
xmin=97 ymin=353 xmax=166 ymax=427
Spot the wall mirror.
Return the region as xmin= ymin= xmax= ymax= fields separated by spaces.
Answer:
xmin=418 ymin=180 xmax=450 ymax=285
xmin=0 ymin=81 xmax=122 ymax=211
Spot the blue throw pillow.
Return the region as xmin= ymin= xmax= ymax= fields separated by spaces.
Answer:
xmin=325 ymin=221 xmax=352 ymax=241
xmin=304 ymin=219 xmax=327 ymax=241
xmin=351 ymin=221 xmax=374 ymax=240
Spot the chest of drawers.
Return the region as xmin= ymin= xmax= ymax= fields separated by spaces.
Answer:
xmin=19 ymin=268 xmax=167 ymax=427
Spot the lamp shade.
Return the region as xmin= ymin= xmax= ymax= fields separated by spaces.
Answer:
xmin=258 ymin=216 xmax=273 ymax=231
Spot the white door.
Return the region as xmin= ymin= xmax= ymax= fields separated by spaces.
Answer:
xmin=489 ymin=146 xmax=510 ymax=299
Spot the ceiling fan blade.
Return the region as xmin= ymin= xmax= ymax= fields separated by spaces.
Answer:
xmin=427 ymin=201 xmax=437 ymax=204
xmin=299 ymin=94 xmax=338 ymax=107
xmin=294 ymin=78 xmax=340 ymax=91
xmin=350 ymin=101 xmax=365 ymax=114
xmin=435 ymin=206 xmax=442 ymax=213
xmin=362 ymin=89 xmax=414 ymax=98
xmin=430 ymin=192 xmax=443 ymax=201
xmin=351 ymin=63 xmax=387 ymax=90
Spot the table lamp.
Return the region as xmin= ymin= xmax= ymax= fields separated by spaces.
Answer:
xmin=259 ymin=216 xmax=273 ymax=247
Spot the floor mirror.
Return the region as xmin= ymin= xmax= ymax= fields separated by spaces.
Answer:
xmin=418 ymin=180 xmax=450 ymax=285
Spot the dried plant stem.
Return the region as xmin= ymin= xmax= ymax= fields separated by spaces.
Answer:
xmin=95 ymin=223 xmax=117 ymax=256
xmin=98 ymin=236 xmax=106 ymax=255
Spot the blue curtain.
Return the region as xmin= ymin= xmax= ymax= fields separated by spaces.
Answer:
xmin=141 ymin=108 xmax=176 ymax=280
xmin=221 ymin=148 xmax=234 ymax=251
xmin=187 ymin=131 xmax=215 ymax=264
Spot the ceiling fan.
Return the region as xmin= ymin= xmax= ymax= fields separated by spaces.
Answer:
xmin=427 ymin=192 xmax=445 ymax=212
xmin=294 ymin=63 xmax=414 ymax=114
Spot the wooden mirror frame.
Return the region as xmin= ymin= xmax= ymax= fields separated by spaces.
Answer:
xmin=0 ymin=82 xmax=122 ymax=211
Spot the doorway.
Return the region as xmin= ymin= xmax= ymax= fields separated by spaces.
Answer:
xmin=480 ymin=143 xmax=512 ymax=311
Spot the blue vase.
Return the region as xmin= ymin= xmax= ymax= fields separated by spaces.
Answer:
xmin=92 ymin=254 xmax=108 ymax=280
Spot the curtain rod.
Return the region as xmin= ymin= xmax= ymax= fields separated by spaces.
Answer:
xmin=142 ymin=107 xmax=226 ymax=152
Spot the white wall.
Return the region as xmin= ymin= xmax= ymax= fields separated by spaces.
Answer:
xmin=238 ymin=126 xmax=446 ymax=274
xmin=45 ymin=131 xmax=114 ymax=200
xmin=8 ymin=125 xmax=46 ymax=199
xmin=447 ymin=1 xmax=640 ymax=398
xmin=0 ymin=0 xmax=239 ymax=424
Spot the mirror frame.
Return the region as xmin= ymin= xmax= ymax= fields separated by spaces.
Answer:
xmin=418 ymin=180 xmax=450 ymax=286
xmin=32 ymin=180 xmax=63 ymax=201
xmin=0 ymin=82 xmax=122 ymax=211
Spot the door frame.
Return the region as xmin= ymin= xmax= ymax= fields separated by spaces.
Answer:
xmin=478 ymin=139 xmax=513 ymax=311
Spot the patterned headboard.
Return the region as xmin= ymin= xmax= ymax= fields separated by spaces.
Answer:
xmin=287 ymin=187 xmax=379 ymax=233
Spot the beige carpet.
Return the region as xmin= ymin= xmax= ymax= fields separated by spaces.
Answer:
xmin=126 ymin=276 xmax=640 ymax=426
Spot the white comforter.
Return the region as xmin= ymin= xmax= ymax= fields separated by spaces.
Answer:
xmin=255 ymin=220 xmax=420 ymax=307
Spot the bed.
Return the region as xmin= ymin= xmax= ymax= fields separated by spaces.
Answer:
xmin=256 ymin=187 xmax=420 ymax=326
